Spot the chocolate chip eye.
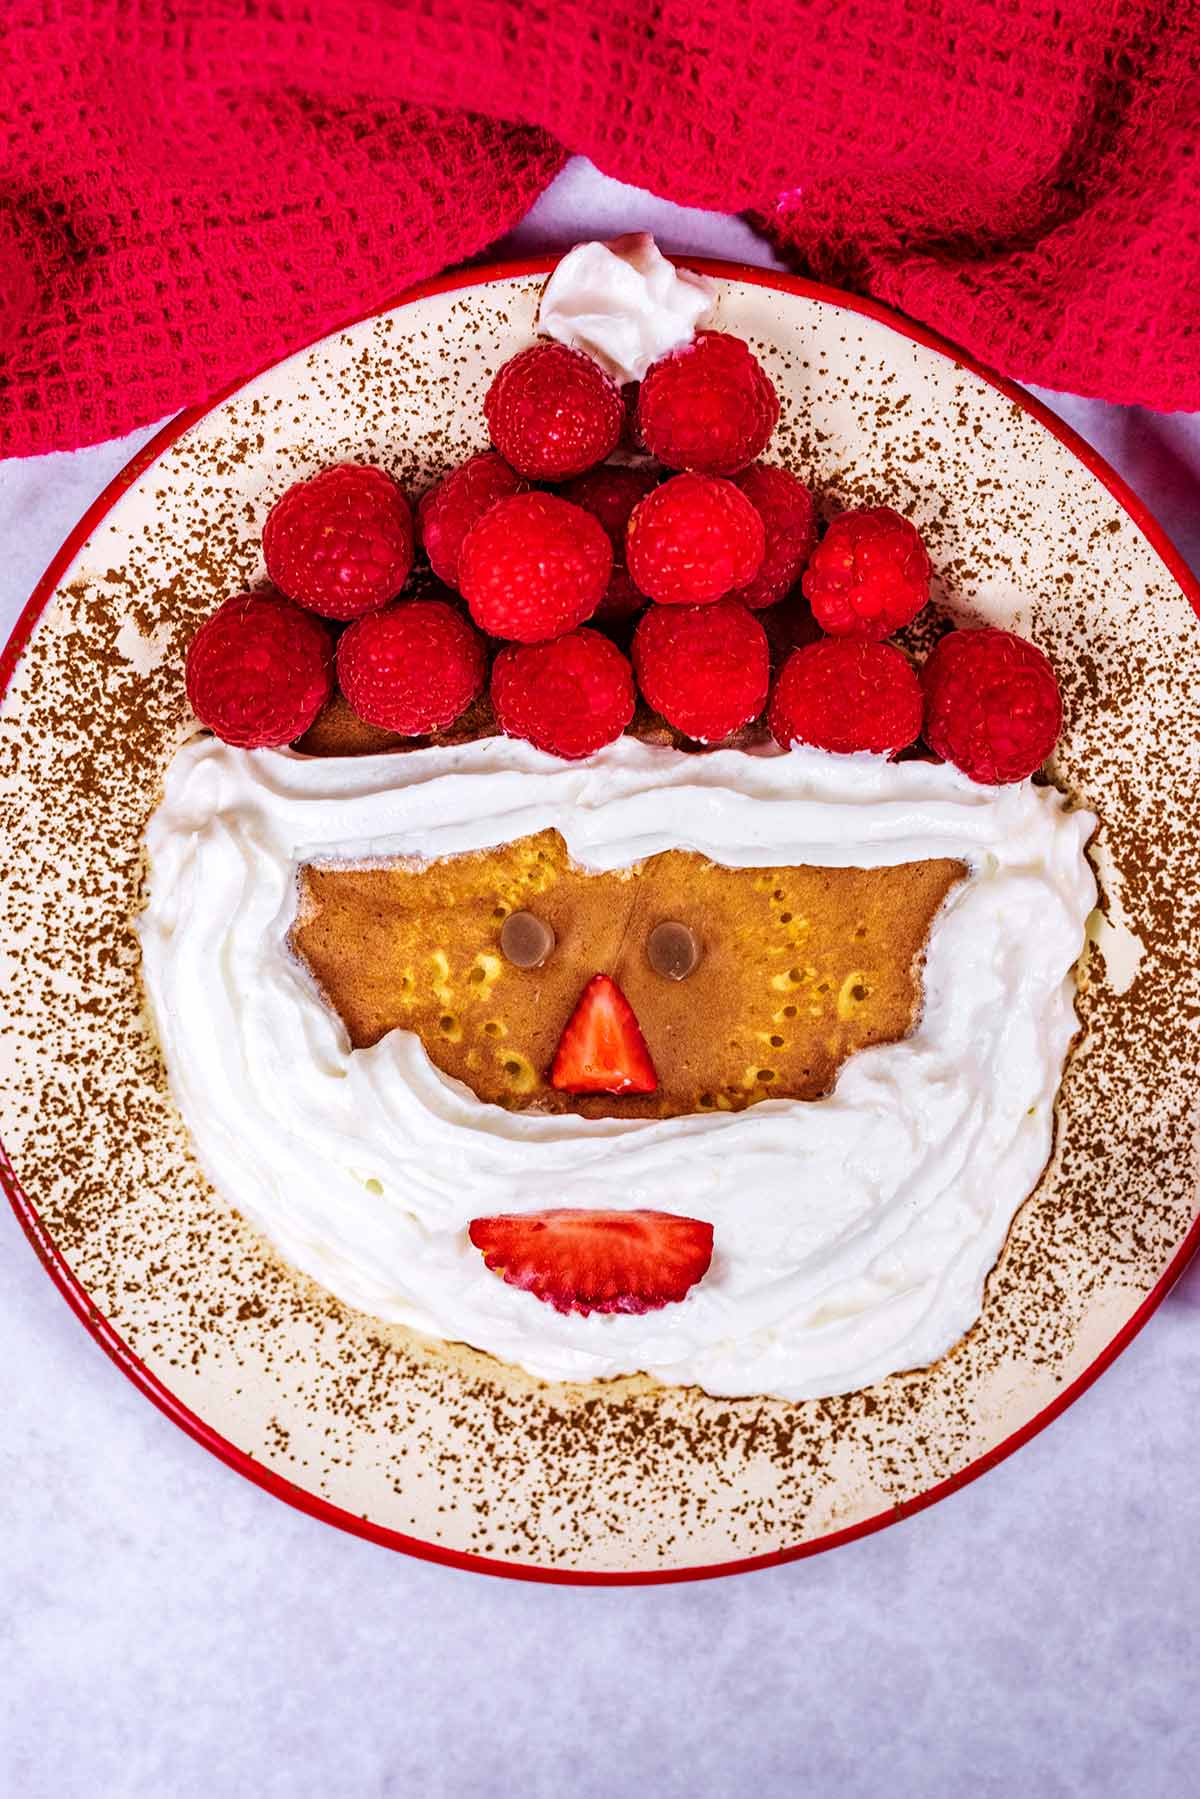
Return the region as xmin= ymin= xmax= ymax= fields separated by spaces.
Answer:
xmin=647 ymin=920 xmax=701 ymax=981
xmin=500 ymin=910 xmax=555 ymax=969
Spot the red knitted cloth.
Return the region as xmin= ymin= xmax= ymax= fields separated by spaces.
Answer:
xmin=2 ymin=0 xmax=1197 ymax=456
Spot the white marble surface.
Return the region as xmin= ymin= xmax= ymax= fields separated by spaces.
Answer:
xmin=2 ymin=162 xmax=1197 ymax=1797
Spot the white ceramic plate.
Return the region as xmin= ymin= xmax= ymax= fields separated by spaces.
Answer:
xmin=2 ymin=258 xmax=1198 ymax=1582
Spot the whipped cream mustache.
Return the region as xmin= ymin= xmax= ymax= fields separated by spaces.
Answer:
xmin=139 ymin=736 xmax=1095 ymax=1401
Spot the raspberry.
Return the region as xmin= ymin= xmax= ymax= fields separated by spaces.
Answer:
xmin=769 ymin=637 xmax=923 ymax=756
xmin=730 ymin=463 xmax=817 ymax=609
xmin=637 ymin=332 xmax=779 ymax=475
xmin=562 ymin=463 xmax=658 ymax=622
xmin=626 ymin=473 xmax=765 ymax=606
xmin=561 ymin=463 xmax=657 ymax=542
xmin=458 ymin=492 xmax=612 ymax=642
xmin=336 ymin=598 xmax=486 ymax=735
xmin=632 ymin=601 xmax=769 ymax=742
xmin=802 ymin=506 xmax=930 ymax=639
xmin=262 ymin=464 xmax=413 ymax=620
xmin=484 ymin=343 xmax=623 ymax=481
xmin=762 ymin=590 xmax=823 ymax=668
xmin=491 ymin=628 xmax=635 ymax=760
xmin=417 ymin=451 xmax=524 ymax=589
xmin=920 ymin=627 xmax=1062 ymax=784
xmin=594 ymin=565 xmax=647 ymax=625
xmin=185 ymin=592 xmax=333 ymax=748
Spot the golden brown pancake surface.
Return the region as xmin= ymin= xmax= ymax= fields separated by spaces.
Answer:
xmin=292 ymin=830 xmax=963 ymax=1120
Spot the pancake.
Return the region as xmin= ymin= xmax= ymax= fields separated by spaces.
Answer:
xmin=292 ymin=828 xmax=964 ymax=1120
xmin=296 ymin=686 xmax=499 ymax=758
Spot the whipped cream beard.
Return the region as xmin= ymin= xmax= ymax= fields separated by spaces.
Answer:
xmin=537 ymin=234 xmax=716 ymax=383
xmin=139 ymin=736 xmax=1096 ymax=1401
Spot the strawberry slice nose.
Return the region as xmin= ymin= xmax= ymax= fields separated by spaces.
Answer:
xmin=550 ymin=973 xmax=658 ymax=1096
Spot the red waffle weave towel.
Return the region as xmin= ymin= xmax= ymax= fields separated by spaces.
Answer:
xmin=1 ymin=0 xmax=1197 ymax=455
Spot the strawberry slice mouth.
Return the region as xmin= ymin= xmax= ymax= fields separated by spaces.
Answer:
xmin=468 ymin=1208 xmax=714 ymax=1316
xmin=550 ymin=972 xmax=658 ymax=1096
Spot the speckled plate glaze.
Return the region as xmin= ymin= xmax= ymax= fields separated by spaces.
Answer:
xmin=3 ymin=259 xmax=1198 ymax=1582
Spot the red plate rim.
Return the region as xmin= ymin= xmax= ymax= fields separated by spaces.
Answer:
xmin=3 ymin=253 xmax=1198 ymax=1586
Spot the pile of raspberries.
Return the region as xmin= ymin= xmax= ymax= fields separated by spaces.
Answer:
xmin=186 ymin=330 xmax=1061 ymax=786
